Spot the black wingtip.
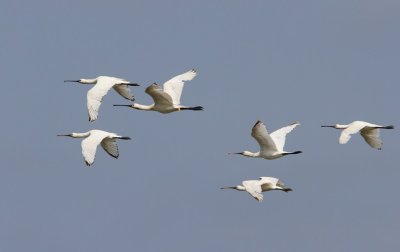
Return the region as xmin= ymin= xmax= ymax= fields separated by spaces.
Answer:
xmin=120 ymin=136 xmax=131 ymax=140
xmin=180 ymin=106 xmax=203 ymax=111
xmin=253 ymin=120 xmax=262 ymax=128
xmin=282 ymin=151 xmax=302 ymax=156
xmin=192 ymin=106 xmax=203 ymax=111
xmin=384 ymin=125 xmax=394 ymax=129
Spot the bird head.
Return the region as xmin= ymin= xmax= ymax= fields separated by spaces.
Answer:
xmin=64 ymin=78 xmax=97 ymax=84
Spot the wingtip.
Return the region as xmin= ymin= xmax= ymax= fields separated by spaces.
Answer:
xmin=253 ymin=120 xmax=263 ymax=127
xmin=127 ymin=83 xmax=140 ymax=87
xmin=88 ymin=116 xmax=96 ymax=122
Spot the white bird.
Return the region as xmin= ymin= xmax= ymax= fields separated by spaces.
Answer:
xmin=231 ymin=120 xmax=302 ymax=160
xmin=221 ymin=177 xmax=292 ymax=202
xmin=64 ymin=76 xmax=139 ymax=122
xmin=321 ymin=120 xmax=394 ymax=149
xmin=57 ymin=129 xmax=131 ymax=166
xmin=113 ymin=69 xmax=203 ymax=113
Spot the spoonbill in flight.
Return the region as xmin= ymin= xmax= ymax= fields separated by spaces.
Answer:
xmin=64 ymin=76 xmax=139 ymax=122
xmin=113 ymin=69 xmax=203 ymax=113
xmin=57 ymin=129 xmax=131 ymax=166
xmin=221 ymin=177 xmax=292 ymax=202
xmin=321 ymin=120 xmax=394 ymax=149
xmin=231 ymin=120 xmax=302 ymax=160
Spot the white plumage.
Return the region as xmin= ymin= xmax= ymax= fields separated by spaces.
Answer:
xmin=113 ymin=69 xmax=203 ymax=113
xmin=221 ymin=177 xmax=292 ymax=202
xmin=57 ymin=129 xmax=131 ymax=166
xmin=321 ymin=120 xmax=394 ymax=149
xmin=64 ymin=76 xmax=139 ymax=122
xmin=232 ymin=120 xmax=302 ymax=160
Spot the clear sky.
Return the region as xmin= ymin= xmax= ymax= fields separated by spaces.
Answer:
xmin=1 ymin=0 xmax=399 ymax=251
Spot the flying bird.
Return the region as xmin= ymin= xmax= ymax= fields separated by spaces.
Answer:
xmin=57 ymin=129 xmax=131 ymax=166
xmin=113 ymin=69 xmax=203 ymax=113
xmin=64 ymin=76 xmax=139 ymax=122
xmin=231 ymin=120 xmax=302 ymax=160
xmin=221 ymin=177 xmax=292 ymax=202
xmin=321 ymin=120 xmax=394 ymax=149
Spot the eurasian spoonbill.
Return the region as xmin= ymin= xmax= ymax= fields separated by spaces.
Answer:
xmin=231 ymin=120 xmax=302 ymax=160
xmin=64 ymin=76 xmax=139 ymax=122
xmin=57 ymin=129 xmax=131 ymax=166
xmin=221 ymin=177 xmax=292 ymax=202
xmin=321 ymin=121 xmax=394 ymax=149
xmin=113 ymin=69 xmax=203 ymax=113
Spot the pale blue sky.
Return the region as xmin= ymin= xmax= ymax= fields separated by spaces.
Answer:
xmin=1 ymin=0 xmax=399 ymax=251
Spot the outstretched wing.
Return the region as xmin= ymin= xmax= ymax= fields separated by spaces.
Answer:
xmin=270 ymin=122 xmax=300 ymax=152
xmin=360 ymin=127 xmax=382 ymax=149
xmin=101 ymin=138 xmax=120 ymax=158
xmin=243 ymin=180 xmax=263 ymax=202
xmin=339 ymin=123 xmax=367 ymax=144
xmin=163 ymin=69 xmax=197 ymax=105
xmin=87 ymin=79 xmax=115 ymax=122
xmin=114 ymin=84 xmax=135 ymax=101
xmin=145 ymin=83 xmax=174 ymax=107
xmin=259 ymin=177 xmax=279 ymax=191
xmin=251 ymin=120 xmax=278 ymax=152
xmin=81 ymin=133 xmax=105 ymax=166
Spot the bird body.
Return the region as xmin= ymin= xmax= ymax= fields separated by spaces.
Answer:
xmin=64 ymin=76 xmax=139 ymax=122
xmin=113 ymin=69 xmax=203 ymax=113
xmin=321 ymin=120 xmax=394 ymax=149
xmin=232 ymin=120 xmax=302 ymax=160
xmin=221 ymin=177 xmax=292 ymax=202
xmin=57 ymin=129 xmax=131 ymax=166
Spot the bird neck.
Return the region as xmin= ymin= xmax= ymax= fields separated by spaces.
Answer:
xmin=236 ymin=185 xmax=246 ymax=191
xmin=321 ymin=124 xmax=348 ymax=129
xmin=335 ymin=124 xmax=348 ymax=129
xmin=79 ymin=78 xmax=97 ymax=84
xmin=241 ymin=151 xmax=260 ymax=157
xmin=132 ymin=103 xmax=154 ymax=111
xmin=222 ymin=186 xmax=245 ymax=191
xmin=71 ymin=132 xmax=91 ymax=138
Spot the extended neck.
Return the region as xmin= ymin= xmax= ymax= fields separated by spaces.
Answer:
xmin=57 ymin=132 xmax=90 ymax=138
xmin=113 ymin=103 xmax=154 ymax=111
xmin=221 ymin=185 xmax=246 ymax=191
xmin=64 ymin=78 xmax=97 ymax=84
xmin=321 ymin=124 xmax=348 ymax=129
xmin=131 ymin=103 xmax=154 ymax=111
xmin=235 ymin=151 xmax=260 ymax=158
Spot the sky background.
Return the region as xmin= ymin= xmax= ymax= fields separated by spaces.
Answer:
xmin=1 ymin=0 xmax=399 ymax=251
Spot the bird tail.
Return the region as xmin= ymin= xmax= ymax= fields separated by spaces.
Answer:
xmin=119 ymin=136 xmax=131 ymax=140
xmin=383 ymin=125 xmax=394 ymax=129
xmin=180 ymin=106 xmax=203 ymax=111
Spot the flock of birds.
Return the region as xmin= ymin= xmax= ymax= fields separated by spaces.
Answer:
xmin=58 ymin=69 xmax=395 ymax=202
